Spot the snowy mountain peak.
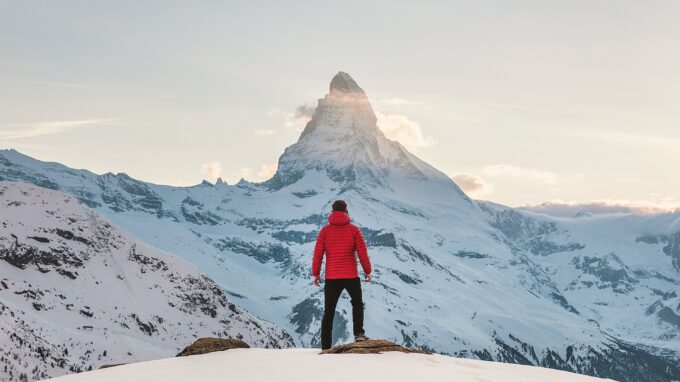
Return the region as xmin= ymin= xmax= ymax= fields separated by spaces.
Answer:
xmin=329 ymin=71 xmax=364 ymax=94
xmin=268 ymin=72 xmax=469 ymax=207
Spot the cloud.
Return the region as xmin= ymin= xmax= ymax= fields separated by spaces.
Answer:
xmin=268 ymin=104 xmax=316 ymax=132
xmin=481 ymin=164 xmax=559 ymax=185
xmin=378 ymin=98 xmax=429 ymax=108
xmin=200 ymin=162 xmax=222 ymax=180
xmin=234 ymin=163 xmax=278 ymax=182
xmin=0 ymin=118 xmax=115 ymax=140
xmin=254 ymin=129 xmax=275 ymax=136
xmin=451 ymin=174 xmax=495 ymax=197
xmin=521 ymin=197 xmax=680 ymax=217
xmin=257 ymin=163 xmax=278 ymax=180
xmin=271 ymin=104 xmax=436 ymax=151
xmin=566 ymin=129 xmax=680 ymax=148
xmin=376 ymin=112 xmax=436 ymax=150
xmin=238 ymin=168 xmax=252 ymax=180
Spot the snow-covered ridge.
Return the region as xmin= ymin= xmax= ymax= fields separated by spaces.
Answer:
xmin=45 ymin=348 xmax=614 ymax=382
xmin=0 ymin=182 xmax=293 ymax=382
xmin=52 ymin=349 xmax=606 ymax=382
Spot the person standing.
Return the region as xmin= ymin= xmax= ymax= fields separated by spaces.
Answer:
xmin=312 ymin=200 xmax=372 ymax=350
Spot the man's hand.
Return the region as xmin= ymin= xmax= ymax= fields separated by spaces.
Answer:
xmin=313 ymin=275 xmax=321 ymax=287
xmin=365 ymin=273 xmax=372 ymax=283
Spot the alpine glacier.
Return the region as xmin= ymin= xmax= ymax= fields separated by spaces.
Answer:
xmin=0 ymin=72 xmax=679 ymax=381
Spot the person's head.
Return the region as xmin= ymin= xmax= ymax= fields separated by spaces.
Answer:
xmin=332 ymin=200 xmax=347 ymax=212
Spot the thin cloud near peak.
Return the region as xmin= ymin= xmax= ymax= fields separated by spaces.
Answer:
xmin=200 ymin=161 xmax=222 ymax=180
xmin=451 ymin=173 xmax=495 ymax=197
xmin=481 ymin=164 xmax=559 ymax=185
xmin=376 ymin=112 xmax=436 ymax=151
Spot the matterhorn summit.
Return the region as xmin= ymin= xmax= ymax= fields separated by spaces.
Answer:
xmin=267 ymin=72 xmax=470 ymax=210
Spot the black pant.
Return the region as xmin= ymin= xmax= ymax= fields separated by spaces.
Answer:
xmin=321 ymin=277 xmax=364 ymax=350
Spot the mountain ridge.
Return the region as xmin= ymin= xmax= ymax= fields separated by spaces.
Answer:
xmin=0 ymin=181 xmax=293 ymax=381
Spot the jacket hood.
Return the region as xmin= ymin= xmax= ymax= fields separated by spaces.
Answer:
xmin=328 ymin=210 xmax=351 ymax=226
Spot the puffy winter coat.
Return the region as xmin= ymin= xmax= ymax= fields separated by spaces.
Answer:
xmin=312 ymin=211 xmax=372 ymax=279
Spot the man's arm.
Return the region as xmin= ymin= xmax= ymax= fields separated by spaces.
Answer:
xmin=311 ymin=228 xmax=326 ymax=285
xmin=354 ymin=227 xmax=372 ymax=279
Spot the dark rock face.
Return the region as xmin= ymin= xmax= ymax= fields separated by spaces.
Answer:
xmin=180 ymin=197 xmax=221 ymax=225
xmin=361 ymin=228 xmax=397 ymax=248
xmin=571 ymin=253 xmax=637 ymax=293
xmin=483 ymin=206 xmax=585 ymax=256
xmin=635 ymin=231 xmax=680 ymax=272
xmin=176 ymin=338 xmax=250 ymax=357
xmin=662 ymin=231 xmax=680 ymax=272
xmin=329 ymin=71 xmax=364 ymax=94
xmin=214 ymin=238 xmax=291 ymax=264
xmin=288 ymin=298 xmax=322 ymax=335
xmin=99 ymin=363 xmax=125 ymax=369
xmin=0 ymin=234 xmax=84 ymax=278
xmin=321 ymin=339 xmax=430 ymax=354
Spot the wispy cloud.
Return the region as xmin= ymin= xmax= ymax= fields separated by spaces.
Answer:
xmin=256 ymin=163 xmax=278 ymax=180
xmin=481 ymin=164 xmax=559 ymax=185
xmin=376 ymin=112 xmax=436 ymax=150
xmin=566 ymin=129 xmax=680 ymax=148
xmin=378 ymin=98 xmax=430 ymax=108
xmin=200 ymin=161 xmax=222 ymax=180
xmin=272 ymin=102 xmax=437 ymax=151
xmin=254 ymin=129 xmax=275 ymax=136
xmin=0 ymin=119 xmax=115 ymax=140
xmin=233 ymin=163 xmax=278 ymax=183
xmin=14 ymin=79 xmax=86 ymax=89
xmin=238 ymin=168 xmax=252 ymax=180
xmin=522 ymin=197 xmax=680 ymax=216
xmin=451 ymin=173 xmax=495 ymax=197
xmin=269 ymin=105 xmax=316 ymax=132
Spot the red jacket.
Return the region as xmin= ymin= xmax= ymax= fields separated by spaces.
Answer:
xmin=312 ymin=211 xmax=372 ymax=279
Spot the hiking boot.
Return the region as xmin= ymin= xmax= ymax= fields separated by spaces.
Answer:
xmin=355 ymin=333 xmax=369 ymax=342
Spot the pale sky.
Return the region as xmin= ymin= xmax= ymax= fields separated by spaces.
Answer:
xmin=1 ymin=1 xmax=679 ymax=208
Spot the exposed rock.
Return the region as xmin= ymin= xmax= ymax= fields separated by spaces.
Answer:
xmin=321 ymin=339 xmax=430 ymax=355
xmin=99 ymin=363 xmax=126 ymax=369
xmin=176 ymin=338 xmax=250 ymax=357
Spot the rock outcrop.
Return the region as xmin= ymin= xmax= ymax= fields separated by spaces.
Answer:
xmin=321 ymin=339 xmax=430 ymax=355
xmin=176 ymin=338 xmax=250 ymax=357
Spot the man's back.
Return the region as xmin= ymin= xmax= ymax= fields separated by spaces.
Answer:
xmin=312 ymin=201 xmax=373 ymax=349
xmin=312 ymin=210 xmax=371 ymax=279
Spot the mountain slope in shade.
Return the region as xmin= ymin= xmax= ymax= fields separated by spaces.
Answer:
xmin=44 ymin=348 xmax=615 ymax=382
xmin=0 ymin=182 xmax=294 ymax=382
xmin=1 ymin=72 xmax=679 ymax=381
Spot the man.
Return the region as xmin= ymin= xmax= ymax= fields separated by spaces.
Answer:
xmin=312 ymin=200 xmax=372 ymax=350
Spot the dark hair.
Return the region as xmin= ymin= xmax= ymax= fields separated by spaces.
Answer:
xmin=332 ymin=200 xmax=347 ymax=212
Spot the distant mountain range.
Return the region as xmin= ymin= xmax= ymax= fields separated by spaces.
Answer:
xmin=1 ymin=72 xmax=679 ymax=381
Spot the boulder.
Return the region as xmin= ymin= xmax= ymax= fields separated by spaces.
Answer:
xmin=176 ymin=337 xmax=250 ymax=357
xmin=321 ymin=339 xmax=430 ymax=354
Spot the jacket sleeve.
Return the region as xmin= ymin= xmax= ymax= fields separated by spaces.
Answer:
xmin=312 ymin=228 xmax=326 ymax=276
xmin=354 ymin=227 xmax=372 ymax=274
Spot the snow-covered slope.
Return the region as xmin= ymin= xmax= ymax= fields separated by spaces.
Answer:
xmin=45 ymin=348 xmax=614 ymax=382
xmin=0 ymin=182 xmax=293 ymax=382
xmin=1 ymin=72 xmax=679 ymax=381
